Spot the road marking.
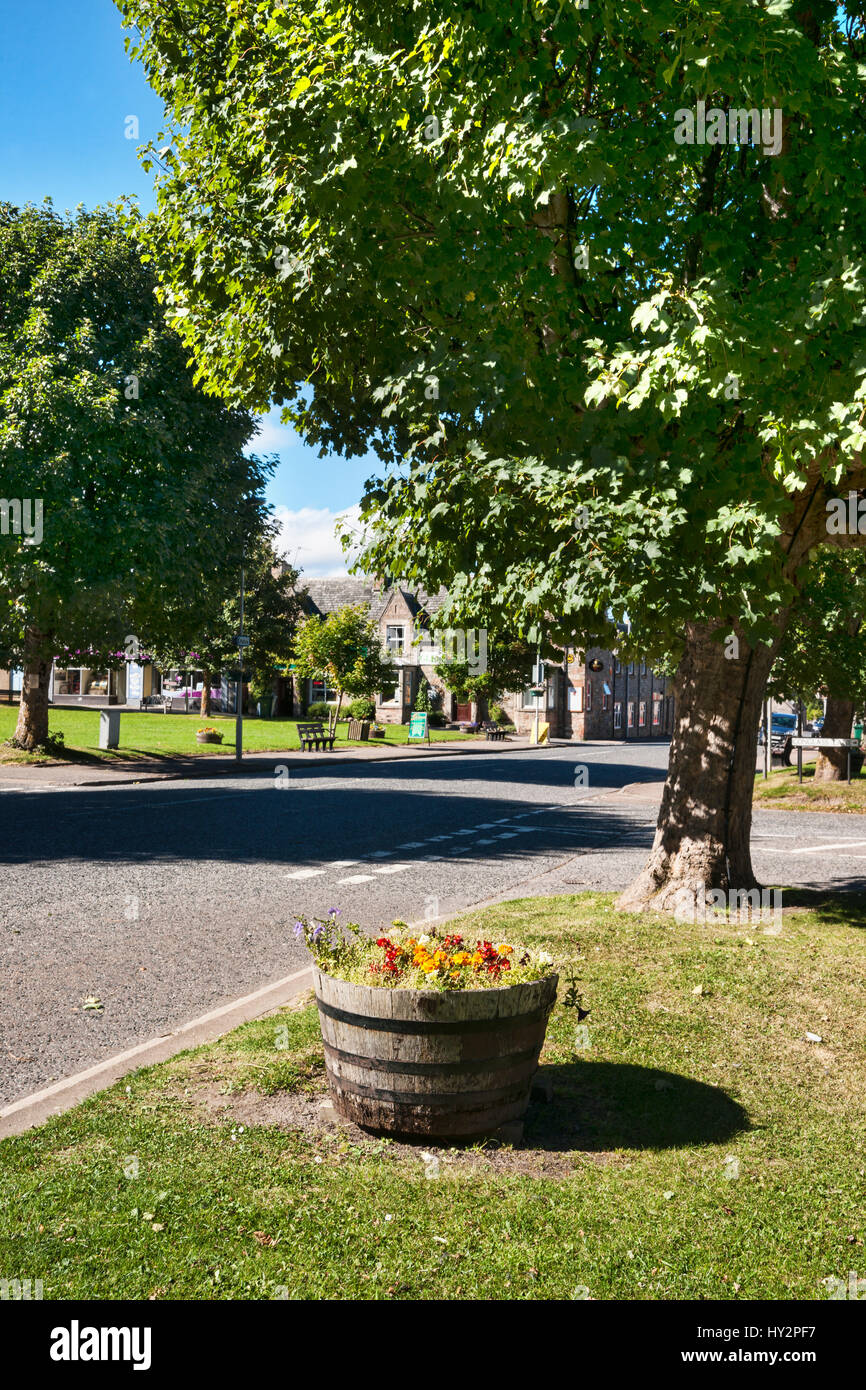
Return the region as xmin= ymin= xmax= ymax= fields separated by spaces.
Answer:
xmin=337 ymin=873 xmax=375 ymax=884
xmin=475 ymin=823 xmax=499 ymax=829
xmin=426 ymin=835 xmax=453 ymax=842
xmin=285 ymin=868 xmax=326 ymax=880
xmin=330 ymin=860 xmax=360 ymax=867
xmin=366 ymin=850 xmax=394 ymax=858
xmin=476 ymin=838 xmax=495 ymax=845
xmin=372 ymin=864 xmax=410 ymax=875
xmin=397 ymin=842 xmax=425 ymax=848
xmin=453 ymin=829 xmax=476 ymax=835
xmin=790 ymin=840 xmax=866 ymax=855
xmin=495 ymin=832 xmax=519 ymax=839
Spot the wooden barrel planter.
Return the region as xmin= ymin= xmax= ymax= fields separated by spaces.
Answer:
xmin=195 ymin=731 xmax=223 ymax=744
xmin=312 ymin=966 xmax=558 ymax=1139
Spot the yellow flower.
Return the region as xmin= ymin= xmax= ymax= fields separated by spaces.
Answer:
xmin=471 ymin=951 xmax=484 ymax=966
xmin=450 ymin=971 xmax=460 ymax=981
xmin=497 ymin=943 xmax=513 ymax=955
xmin=421 ymin=960 xmax=437 ymax=973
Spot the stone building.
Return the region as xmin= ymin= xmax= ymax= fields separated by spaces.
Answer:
xmin=295 ymin=578 xmax=675 ymax=737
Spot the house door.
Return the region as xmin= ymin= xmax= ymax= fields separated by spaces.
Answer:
xmin=456 ymin=702 xmax=472 ymax=721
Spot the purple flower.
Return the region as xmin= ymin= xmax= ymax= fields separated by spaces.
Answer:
xmin=328 ymin=908 xmax=341 ymax=918
xmin=311 ymin=924 xmax=325 ymax=941
xmin=293 ymin=920 xmax=305 ymax=938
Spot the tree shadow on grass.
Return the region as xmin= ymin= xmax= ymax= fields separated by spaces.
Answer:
xmin=525 ymin=1061 xmax=749 ymax=1153
xmin=776 ymin=888 xmax=866 ymax=929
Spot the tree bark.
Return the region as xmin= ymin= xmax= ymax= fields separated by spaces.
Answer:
xmin=617 ymin=622 xmax=778 ymax=916
xmin=13 ymin=631 xmax=52 ymax=749
xmin=813 ymin=695 xmax=855 ymax=781
xmin=200 ymin=669 xmax=212 ymax=719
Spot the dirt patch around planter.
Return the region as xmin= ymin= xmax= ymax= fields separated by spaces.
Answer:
xmin=193 ymin=1077 xmax=597 ymax=1179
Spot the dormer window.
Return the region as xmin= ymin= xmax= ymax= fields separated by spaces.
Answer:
xmin=386 ymin=624 xmax=405 ymax=655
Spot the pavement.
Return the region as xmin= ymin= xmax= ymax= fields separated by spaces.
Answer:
xmin=0 ymin=732 xmax=554 ymax=788
xmin=2 ymin=739 xmax=865 ymax=1114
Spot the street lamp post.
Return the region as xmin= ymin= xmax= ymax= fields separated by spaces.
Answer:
xmin=235 ymin=553 xmax=245 ymax=763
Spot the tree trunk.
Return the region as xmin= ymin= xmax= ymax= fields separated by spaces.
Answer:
xmin=13 ymin=632 xmax=52 ymax=749
xmin=813 ymin=695 xmax=855 ymax=781
xmin=617 ymin=621 xmax=778 ymax=916
xmin=331 ymin=691 xmax=343 ymax=737
xmin=200 ymin=669 xmax=212 ymax=719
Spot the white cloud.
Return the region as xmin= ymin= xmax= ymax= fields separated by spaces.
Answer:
xmin=272 ymin=504 xmax=362 ymax=578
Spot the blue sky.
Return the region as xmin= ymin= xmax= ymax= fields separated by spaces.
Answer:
xmin=0 ymin=0 xmax=368 ymax=573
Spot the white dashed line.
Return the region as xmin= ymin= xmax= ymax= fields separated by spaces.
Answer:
xmin=285 ymin=868 xmax=326 ymax=880
xmin=330 ymin=860 xmax=360 ymax=867
xmin=397 ymin=842 xmax=425 ymax=848
xmin=790 ymin=840 xmax=866 ymax=855
xmin=372 ymin=864 xmax=411 ymax=875
xmin=367 ymin=851 xmax=394 ymax=859
xmin=337 ymin=874 xmax=375 ymax=884
xmin=476 ymin=838 xmax=495 ymax=845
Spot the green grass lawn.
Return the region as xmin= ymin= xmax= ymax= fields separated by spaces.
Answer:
xmin=0 ymin=706 xmax=473 ymax=763
xmin=1 ymin=893 xmax=863 ymax=1300
xmin=754 ymin=761 xmax=866 ymax=812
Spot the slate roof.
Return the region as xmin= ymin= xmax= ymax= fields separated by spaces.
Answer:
xmin=300 ymin=578 xmax=448 ymax=623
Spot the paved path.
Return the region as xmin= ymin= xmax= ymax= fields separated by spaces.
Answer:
xmin=2 ymin=741 xmax=864 ymax=1107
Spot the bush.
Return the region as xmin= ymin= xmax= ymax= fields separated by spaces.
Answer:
xmin=489 ymin=703 xmax=505 ymax=723
xmin=348 ymin=697 xmax=376 ymax=721
xmin=428 ymin=710 xmax=446 ymax=727
xmin=305 ymin=701 xmax=332 ymax=720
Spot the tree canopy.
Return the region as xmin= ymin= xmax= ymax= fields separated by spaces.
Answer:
xmin=117 ymin=0 xmax=866 ymax=655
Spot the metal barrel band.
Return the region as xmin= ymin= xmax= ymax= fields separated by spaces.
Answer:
xmin=315 ymin=998 xmax=551 ymax=1035
xmin=328 ymin=1074 xmax=533 ymax=1109
xmin=322 ymin=1038 xmax=540 ymax=1076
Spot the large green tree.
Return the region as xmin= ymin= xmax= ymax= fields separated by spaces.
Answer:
xmin=0 ymin=202 xmax=271 ymax=747
xmin=148 ymin=532 xmax=303 ymax=716
xmin=117 ymin=0 xmax=866 ymax=913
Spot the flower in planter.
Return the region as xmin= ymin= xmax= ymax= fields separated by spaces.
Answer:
xmin=291 ymin=914 xmax=556 ymax=991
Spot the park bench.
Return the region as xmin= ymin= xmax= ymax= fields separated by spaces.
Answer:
xmin=140 ymin=693 xmax=174 ymax=713
xmin=482 ymin=722 xmax=506 ymax=741
xmin=297 ymin=721 xmax=336 ymax=752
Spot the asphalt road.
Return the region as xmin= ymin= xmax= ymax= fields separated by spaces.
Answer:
xmin=2 ymin=740 xmax=865 ymax=1106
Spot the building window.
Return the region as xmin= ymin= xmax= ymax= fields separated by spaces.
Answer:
xmin=602 ymin=691 xmax=610 ymax=711
xmin=628 ymin=701 xmax=635 ymax=728
xmin=385 ymin=624 xmax=405 ymax=656
xmin=547 ymin=680 xmax=557 ymax=708
xmin=585 ymin=682 xmax=592 ymax=711
xmin=614 ymin=702 xmax=622 ymax=730
xmin=568 ymin=685 xmax=584 ymax=713
xmin=522 ymin=686 xmax=542 ymax=709
xmin=652 ymin=696 xmax=661 ymax=726
xmin=311 ymin=678 xmax=337 ymax=704
xmin=639 ymin=701 xmax=647 ymax=727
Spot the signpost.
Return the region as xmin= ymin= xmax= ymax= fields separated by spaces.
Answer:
xmin=791 ymin=736 xmax=861 ymax=784
xmin=408 ymin=711 xmax=430 ymax=745
xmin=235 ymin=550 xmax=247 ymax=761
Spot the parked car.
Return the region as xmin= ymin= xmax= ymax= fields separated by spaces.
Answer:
xmin=758 ymin=712 xmax=797 ymax=763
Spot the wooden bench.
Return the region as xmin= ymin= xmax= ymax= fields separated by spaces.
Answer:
xmin=482 ymin=722 xmax=506 ymax=741
xmin=297 ymin=721 xmax=336 ymax=751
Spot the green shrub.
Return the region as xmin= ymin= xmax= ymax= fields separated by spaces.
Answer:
xmin=348 ymin=696 xmax=376 ymax=721
xmin=489 ymin=703 xmax=505 ymax=723
xmin=305 ymin=701 xmax=332 ymax=720
xmin=428 ymin=709 xmax=446 ymax=727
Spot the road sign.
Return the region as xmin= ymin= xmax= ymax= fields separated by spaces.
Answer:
xmin=588 ymin=658 xmax=604 ymax=672
xmin=791 ymin=737 xmax=860 ymax=748
xmin=235 ymin=634 xmax=250 ymax=649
